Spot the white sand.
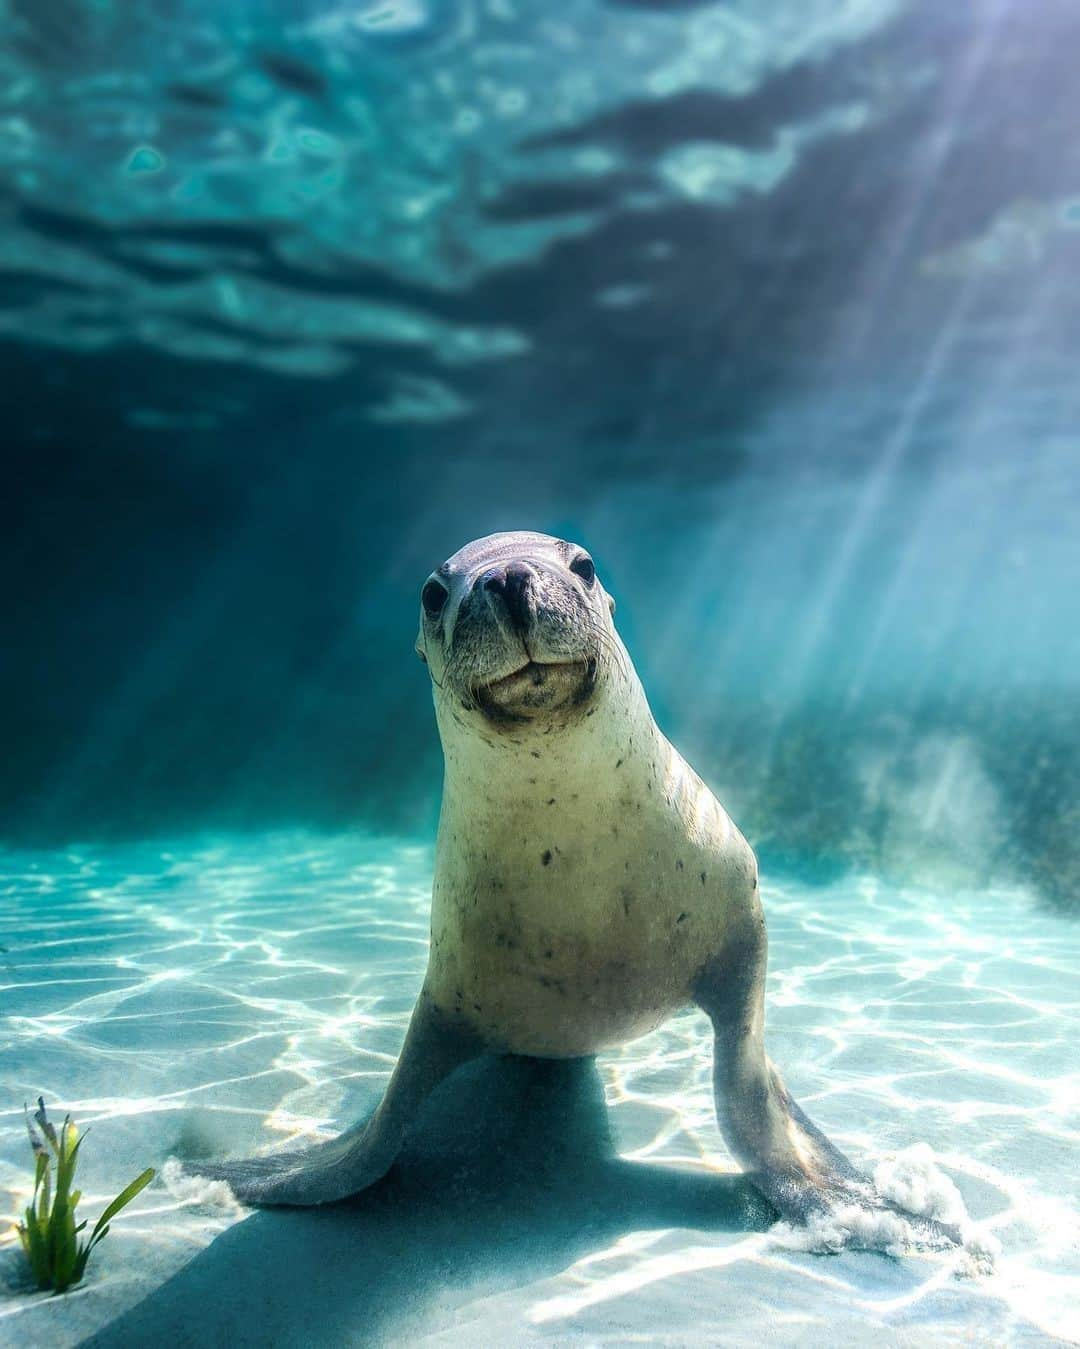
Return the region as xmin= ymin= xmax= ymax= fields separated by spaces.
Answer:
xmin=2 ymin=836 xmax=1077 ymax=1346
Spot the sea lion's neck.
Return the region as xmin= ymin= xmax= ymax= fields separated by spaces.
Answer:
xmin=435 ymin=660 xmax=664 ymax=825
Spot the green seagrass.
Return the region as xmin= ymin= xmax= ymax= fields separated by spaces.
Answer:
xmin=15 ymin=1097 xmax=155 ymax=1294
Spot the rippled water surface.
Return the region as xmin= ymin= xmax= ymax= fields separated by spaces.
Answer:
xmin=1 ymin=835 xmax=1076 ymax=1346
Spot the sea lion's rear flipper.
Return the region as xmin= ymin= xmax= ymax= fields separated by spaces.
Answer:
xmin=181 ymin=991 xmax=485 ymax=1206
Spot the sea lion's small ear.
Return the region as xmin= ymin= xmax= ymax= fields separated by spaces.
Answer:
xmin=607 ymin=593 xmax=616 ymax=617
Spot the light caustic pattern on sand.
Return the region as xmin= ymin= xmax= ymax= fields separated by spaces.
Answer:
xmin=1 ymin=835 xmax=1078 ymax=1346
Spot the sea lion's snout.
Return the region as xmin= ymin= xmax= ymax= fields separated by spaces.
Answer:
xmin=416 ymin=531 xmax=615 ymax=727
xmin=477 ymin=561 xmax=535 ymax=636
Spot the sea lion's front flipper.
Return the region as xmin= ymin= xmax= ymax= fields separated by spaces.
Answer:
xmin=182 ymin=990 xmax=486 ymax=1206
xmin=693 ymin=919 xmax=958 ymax=1245
xmin=693 ymin=926 xmax=860 ymax=1223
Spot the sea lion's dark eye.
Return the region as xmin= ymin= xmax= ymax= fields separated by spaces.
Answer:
xmin=421 ymin=578 xmax=449 ymax=617
xmin=570 ymin=554 xmax=595 ymax=586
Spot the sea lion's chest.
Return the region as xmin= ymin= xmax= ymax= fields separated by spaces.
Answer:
xmin=426 ymin=778 xmax=753 ymax=1057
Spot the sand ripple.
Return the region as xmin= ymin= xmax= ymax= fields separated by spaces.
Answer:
xmin=1 ymin=835 xmax=1077 ymax=1346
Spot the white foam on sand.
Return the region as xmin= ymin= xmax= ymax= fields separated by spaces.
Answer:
xmin=769 ymin=1144 xmax=1002 ymax=1276
xmin=159 ymin=1157 xmax=240 ymax=1210
xmin=874 ymin=1142 xmax=969 ymax=1227
xmin=1 ymin=835 xmax=1078 ymax=1347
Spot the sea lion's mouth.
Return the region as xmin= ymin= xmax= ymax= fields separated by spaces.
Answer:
xmin=476 ymin=658 xmax=596 ymax=722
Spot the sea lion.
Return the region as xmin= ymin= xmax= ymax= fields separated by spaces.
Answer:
xmin=184 ymin=531 xmax=889 ymax=1223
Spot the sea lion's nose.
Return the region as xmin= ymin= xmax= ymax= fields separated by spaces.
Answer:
xmin=479 ymin=562 xmax=533 ymax=631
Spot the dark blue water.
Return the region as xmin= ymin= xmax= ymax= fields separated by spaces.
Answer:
xmin=3 ymin=0 xmax=1077 ymax=910
xmin=2 ymin=2 xmax=1079 ymax=1344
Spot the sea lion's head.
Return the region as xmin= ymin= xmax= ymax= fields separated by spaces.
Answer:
xmin=416 ymin=531 xmax=618 ymax=729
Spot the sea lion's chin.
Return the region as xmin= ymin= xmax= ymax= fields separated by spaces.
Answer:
xmin=475 ymin=658 xmax=597 ymax=723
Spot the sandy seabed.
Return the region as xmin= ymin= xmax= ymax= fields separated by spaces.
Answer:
xmin=1 ymin=834 xmax=1077 ymax=1347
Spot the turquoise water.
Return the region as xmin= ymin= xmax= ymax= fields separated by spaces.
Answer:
xmin=2 ymin=835 xmax=1077 ymax=1345
xmin=4 ymin=0 xmax=1080 ymax=1343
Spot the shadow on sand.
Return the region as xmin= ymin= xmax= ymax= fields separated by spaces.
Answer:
xmin=83 ymin=1055 xmax=774 ymax=1348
